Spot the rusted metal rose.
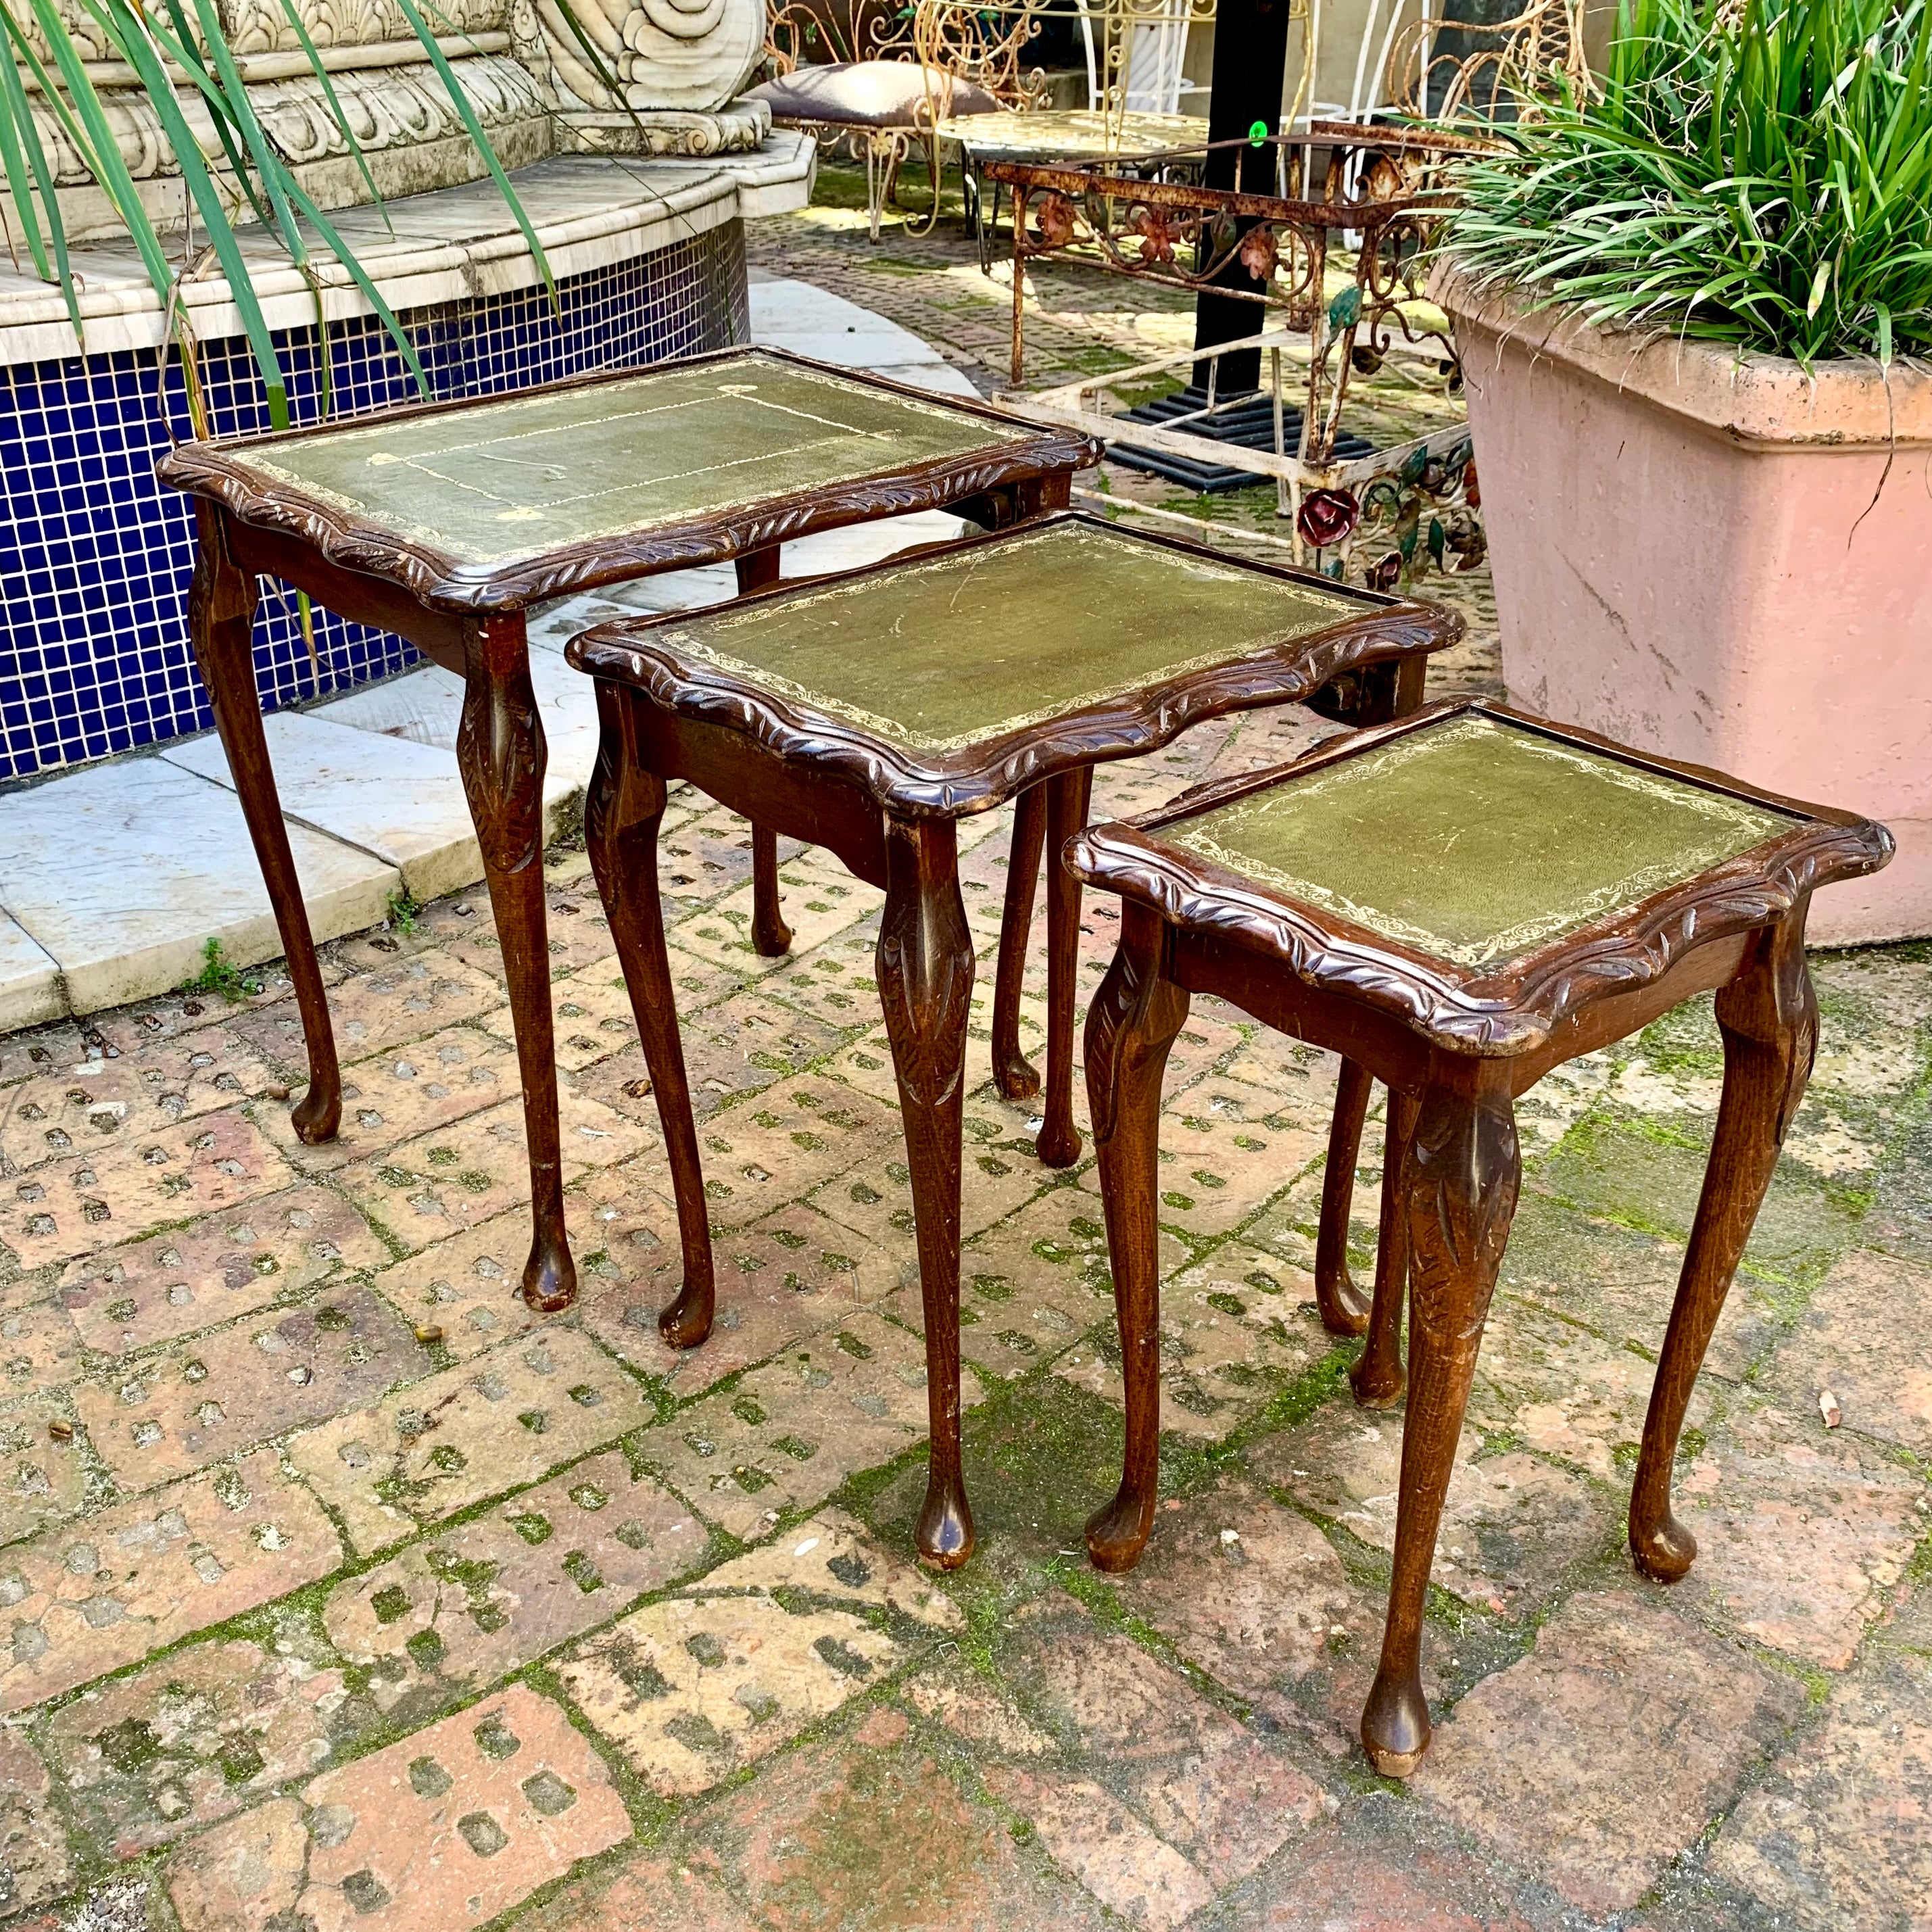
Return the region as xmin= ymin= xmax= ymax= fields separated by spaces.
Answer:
xmin=1363 ymin=154 xmax=1407 ymax=204
xmin=1034 ymin=193 xmax=1076 ymax=249
xmin=1297 ymin=488 xmax=1359 ymax=550
xmin=1463 ymin=456 xmax=1481 ymax=510
xmin=1237 ymin=224 xmax=1279 ymax=282
xmin=1365 ymin=551 xmax=1403 ymax=592
xmin=1445 ymin=514 xmax=1487 ymax=571
xmin=1130 ymin=205 xmax=1180 ymax=265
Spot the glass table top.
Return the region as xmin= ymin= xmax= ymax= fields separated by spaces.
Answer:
xmin=236 ymin=354 xmax=1029 ymax=569
xmin=1170 ymin=713 xmax=1797 ymax=969
xmin=644 ymin=518 xmax=1368 ymax=752
xmin=936 ymin=109 xmax=1211 ymax=161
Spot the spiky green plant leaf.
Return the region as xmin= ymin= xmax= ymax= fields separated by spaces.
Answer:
xmin=1438 ymin=0 xmax=1932 ymax=363
xmin=2 ymin=0 xmax=562 ymax=416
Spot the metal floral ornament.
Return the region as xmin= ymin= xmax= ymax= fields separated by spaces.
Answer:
xmin=1297 ymin=488 xmax=1360 ymax=550
xmin=1035 ymin=193 xmax=1077 ymax=249
xmin=1237 ymin=224 xmax=1280 ymax=282
xmin=1129 ymin=205 xmax=1181 ymax=265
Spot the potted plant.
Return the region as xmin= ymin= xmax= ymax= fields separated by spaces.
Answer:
xmin=1428 ymin=0 xmax=1932 ymax=943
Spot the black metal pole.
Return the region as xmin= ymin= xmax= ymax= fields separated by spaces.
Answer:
xmin=1192 ymin=0 xmax=1295 ymax=393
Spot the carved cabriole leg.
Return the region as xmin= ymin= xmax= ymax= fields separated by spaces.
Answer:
xmin=875 ymin=813 xmax=976 ymax=1568
xmin=1363 ymin=1073 xmax=1520 ymax=1778
xmin=1352 ymin=1086 xmax=1420 ymax=1406
xmin=1309 ymin=654 xmax=1429 ymax=1334
xmin=1038 ymin=766 xmax=1094 ymax=1169
xmin=750 ymin=825 xmax=794 ymax=958
xmin=1313 ymin=1059 xmax=1374 ymax=1334
xmin=735 ymin=549 xmax=795 ymax=959
xmin=585 ymin=685 xmax=715 ymax=1349
xmin=1630 ymin=905 xmax=1818 ymax=1582
xmin=991 ymin=783 xmax=1046 ymax=1101
xmin=1084 ymin=901 xmax=1189 ymax=1573
xmin=187 ymin=506 xmax=343 ymax=1145
xmin=457 ymin=614 xmax=575 ymax=1315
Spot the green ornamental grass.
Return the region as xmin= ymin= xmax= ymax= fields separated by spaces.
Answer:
xmin=1439 ymin=0 xmax=1932 ymax=364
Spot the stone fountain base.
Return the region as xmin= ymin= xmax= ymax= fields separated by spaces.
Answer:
xmin=0 ymin=138 xmax=815 ymax=787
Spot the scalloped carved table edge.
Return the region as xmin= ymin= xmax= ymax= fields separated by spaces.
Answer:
xmin=1061 ymin=694 xmax=1891 ymax=1781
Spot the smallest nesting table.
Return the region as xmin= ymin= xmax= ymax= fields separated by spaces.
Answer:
xmin=569 ymin=512 xmax=1456 ymax=1569
xmin=1067 ymin=698 xmax=1891 ymax=1776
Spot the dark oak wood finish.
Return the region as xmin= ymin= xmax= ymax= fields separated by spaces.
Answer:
xmin=568 ymin=512 xmax=1459 ymax=1567
xmin=1067 ymin=698 xmax=1891 ymax=1775
xmin=1350 ymin=1086 xmax=1417 ymax=1407
xmin=159 ymin=349 xmax=1098 ymax=1317
xmin=585 ymin=681 xmax=717 ymax=1349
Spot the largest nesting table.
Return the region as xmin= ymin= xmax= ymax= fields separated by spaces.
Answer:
xmin=158 ymin=347 xmax=1097 ymax=1315
xmin=569 ymin=511 xmax=1458 ymax=1567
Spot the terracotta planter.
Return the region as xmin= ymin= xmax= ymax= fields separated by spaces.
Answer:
xmin=1432 ymin=260 xmax=1932 ymax=944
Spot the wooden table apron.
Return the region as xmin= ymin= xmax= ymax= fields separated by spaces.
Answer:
xmin=166 ymin=360 xmax=1095 ymax=1318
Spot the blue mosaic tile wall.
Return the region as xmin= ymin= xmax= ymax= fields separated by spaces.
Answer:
xmin=0 ymin=219 xmax=748 ymax=783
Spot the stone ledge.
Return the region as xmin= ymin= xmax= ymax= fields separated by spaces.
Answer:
xmin=0 ymin=276 xmax=968 ymax=1021
xmin=554 ymin=100 xmax=771 ymax=157
xmin=0 ymin=134 xmax=815 ymax=368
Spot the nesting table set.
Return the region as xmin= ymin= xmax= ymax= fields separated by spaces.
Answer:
xmin=165 ymin=350 xmax=1892 ymax=1777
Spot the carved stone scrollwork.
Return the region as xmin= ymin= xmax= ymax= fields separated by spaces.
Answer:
xmin=218 ymin=0 xmax=507 ymax=55
xmin=14 ymin=0 xmax=116 ymax=66
xmin=252 ymin=55 xmax=546 ymax=162
xmin=552 ymin=97 xmax=771 ymax=154
xmin=28 ymin=53 xmax=546 ymax=204
xmin=528 ymin=0 xmax=763 ymax=112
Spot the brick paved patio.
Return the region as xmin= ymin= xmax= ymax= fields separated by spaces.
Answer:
xmin=0 ymin=180 xmax=1927 ymax=1932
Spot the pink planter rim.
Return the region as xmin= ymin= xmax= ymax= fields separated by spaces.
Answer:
xmin=1429 ymin=259 xmax=1932 ymax=454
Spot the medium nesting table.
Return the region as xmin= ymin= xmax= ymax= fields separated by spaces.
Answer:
xmin=567 ymin=511 xmax=1458 ymax=1568
xmin=159 ymin=347 xmax=1096 ymax=1315
xmin=1065 ymin=698 xmax=1891 ymax=1773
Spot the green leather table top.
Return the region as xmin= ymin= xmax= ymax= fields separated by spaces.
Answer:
xmin=1172 ymin=713 xmax=1797 ymax=967
xmin=234 ymin=354 xmax=1028 ymax=569
xmin=646 ymin=518 xmax=1368 ymax=750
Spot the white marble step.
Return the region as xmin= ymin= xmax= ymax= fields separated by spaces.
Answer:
xmin=748 ymin=277 xmax=982 ymax=398
xmin=0 ymin=280 xmax=979 ymax=1022
xmin=0 ymin=911 xmax=62 ymax=1035
xmin=0 ymin=754 xmax=397 ymax=1017
xmin=164 ymin=711 xmax=485 ymax=905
